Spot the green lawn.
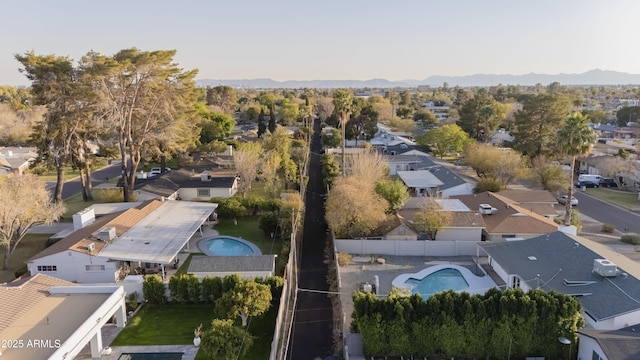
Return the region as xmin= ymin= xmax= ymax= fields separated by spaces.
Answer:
xmin=0 ymin=233 xmax=51 ymax=283
xmin=215 ymin=217 xmax=281 ymax=255
xmin=111 ymin=304 xmax=214 ymax=346
xmin=585 ymin=188 xmax=640 ymax=210
xmin=112 ymin=303 xmax=277 ymax=360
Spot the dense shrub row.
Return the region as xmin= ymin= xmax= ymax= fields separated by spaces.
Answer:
xmin=143 ymin=273 xmax=283 ymax=305
xmin=213 ymin=196 xmax=281 ymax=218
xmin=351 ymin=288 xmax=584 ymax=359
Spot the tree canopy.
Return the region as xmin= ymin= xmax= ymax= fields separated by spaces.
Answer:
xmin=416 ymin=124 xmax=473 ymax=158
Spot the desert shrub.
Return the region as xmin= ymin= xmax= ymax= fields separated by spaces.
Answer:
xmin=621 ymin=233 xmax=640 ymax=245
xmin=473 ymin=178 xmax=502 ymax=193
xmin=601 ymin=224 xmax=615 ymax=233
xmin=143 ymin=275 xmax=167 ymax=304
xmin=337 ymin=252 xmax=352 ymax=266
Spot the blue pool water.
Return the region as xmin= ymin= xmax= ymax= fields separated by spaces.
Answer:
xmin=405 ymin=268 xmax=470 ymax=298
xmin=198 ymin=236 xmax=261 ymax=256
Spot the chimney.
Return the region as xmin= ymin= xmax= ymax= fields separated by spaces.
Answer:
xmin=73 ymin=208 xmax=96 ymax=231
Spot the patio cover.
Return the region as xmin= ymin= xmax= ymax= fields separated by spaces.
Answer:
xmin=98 ymin=200 xmax=217 ymax=264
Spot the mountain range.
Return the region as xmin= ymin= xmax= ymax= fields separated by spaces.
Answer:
xmin=196 ymin=69 xmax=640 ymax=88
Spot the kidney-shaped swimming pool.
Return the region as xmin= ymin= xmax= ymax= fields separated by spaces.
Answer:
xmin=392 ymin=264 xmax=497 ymax=299
xmin=197 ymin=236 xmax=262 ymax=256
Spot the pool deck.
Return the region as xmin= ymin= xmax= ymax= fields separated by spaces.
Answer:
xmin=338 ymin=255 xmax=500 ymax=358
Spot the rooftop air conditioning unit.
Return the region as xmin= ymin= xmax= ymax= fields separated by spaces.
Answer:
xmin=593 ymin=259 xmax=618 ymax=277
xmin=88 ymin=243 xmax=95 ymax=251
xmin=200 ymin=173 xmax=212 ymax=182
xmin=98 ymin=227 xmax=116 ymax=242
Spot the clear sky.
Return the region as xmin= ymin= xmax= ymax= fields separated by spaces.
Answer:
xmin=2 ymin=0 xmax=640 ymax=86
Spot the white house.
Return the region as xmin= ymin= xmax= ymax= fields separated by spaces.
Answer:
xmin=398 ymin=198 xmax=485 ymax=241
xmin=27 ymin=199 xmax=217 ymax=283
xmin=0 ymin=273 xmax=126 ymax=360
xmin=0 ymin=146 xmax=37 ymax=175
xmin=134 ymin=168 xmax=238 ymax=201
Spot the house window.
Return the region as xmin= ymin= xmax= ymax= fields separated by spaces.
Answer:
xmin=197 ymin=188 xmax=210 ymax=197
xmin=511 ymin=276 xmax=521 ymax=289
xmin=592 ymin=351 xmax=603 ymax=360
xmin=37 ymin=265 xmax=57 ymax=272
xmin=85 ymin=265 xmax=105 ymax=272
xmin=501 ymin=234 xmax=517 ymax=239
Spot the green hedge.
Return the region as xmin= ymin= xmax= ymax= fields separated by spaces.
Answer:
xmin=352 ymin=288 xmax=584 ymax=359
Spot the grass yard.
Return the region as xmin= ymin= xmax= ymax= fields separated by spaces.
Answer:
xmin=0 ymin=233 xmax=51 ymax=283
xmin=585 ymin=188 xmax=640 ymax=210
xmin=215 ymin=217 xmax=281 ymax=255
xmin=111 ymin=304 xmax=214 ymax=346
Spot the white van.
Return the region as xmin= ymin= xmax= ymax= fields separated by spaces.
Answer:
xmin=578 ymin=174 xmax=603 ymax=183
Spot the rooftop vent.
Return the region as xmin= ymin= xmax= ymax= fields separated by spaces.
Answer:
xmin=200 ymin=173 xmax=212 ymax=182
xmin=593 ymin=259 xmax=618 ymax=277
xmin=479 ymin=204 xmax=498 ymax=215
xmin=528 ymin=256 xmax=537 ymax=261
xmin=88 ymin=242 xmax=95 ymax=252
xmin=97 ymin=227 xmax=116 ymax=242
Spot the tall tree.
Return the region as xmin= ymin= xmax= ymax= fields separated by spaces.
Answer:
xmin=346 ymin=102 xmax=378 ymax=145
xmin=512 ymin=93 xmax=572 ymax=157
xmin=82 ymin=48 xmax=200 ymax=202
xmin=214 ymin=280 xmax=272 ymax=326
xmin=205 ymin=85 xmax=238 ymax=114
xmin=0 ymin=174 xmax=65 ymax=270
xmin=557 ymin=113 xmax=595 ymax=225
xmin=529 ymin=156 xmax=569 ymax=193
xmin=15 ymin=52 xmax=79 ymax=202
xmin=412 ymin=197 xmax=452 ymax=240
xmin=268 ymin=106 xmax=277 ymax=133
xmin=463 ymin=143 xmax=528 ymax=189
xmin=257 ymin=108 xmax=266 ymax=137
xmin=233 ymin=142 xmax=263 ymax=197
xmin=416 ymin=124 xmax=473 ymax=158
xmin=333 ymin=88 xmax=353 ymax=176
xmin=457 ymin=89 xmax=507 ymax=142
xmin=315 ymin=96 xmax=335 ymax=122
xmin=375 ymin=179 xmax=410 ymax=214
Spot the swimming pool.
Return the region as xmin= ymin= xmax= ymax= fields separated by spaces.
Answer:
xmin=197 ymin=236 xmax=262 ymax=256
xmin=392 ymin=264 xmax=497 ymax=299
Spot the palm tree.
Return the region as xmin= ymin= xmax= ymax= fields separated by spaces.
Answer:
xmin=333 ymin=89 xmax=352 ymax=176
xmin=557 ymin=113 xmax=595 ymax=225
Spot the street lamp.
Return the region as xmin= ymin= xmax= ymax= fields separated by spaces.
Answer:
xmin=558 ymin=336 xmax=572 ymax=360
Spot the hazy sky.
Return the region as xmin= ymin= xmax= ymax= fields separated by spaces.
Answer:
xmin=2 ymin=0 xmax=640 ymax=85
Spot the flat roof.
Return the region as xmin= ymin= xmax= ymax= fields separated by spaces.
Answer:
xmin=397 ymin=170 xmax=444 ymax=188
xmin=98 ymin=201 xmax=217 ymax=264
xmin=0 ymin=274 xmax=119 ymax=360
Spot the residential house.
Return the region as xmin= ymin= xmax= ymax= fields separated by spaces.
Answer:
xmin=497 ymin=189 xmax=560 ymax=219
xmin=27 ymin=199 xmax=217 ymax=283
xmin=489 ymin=129 xmax=514 ymax=146
xmin=479 ymin=231 xmax=640 ymax=331
xmin=188 ymin=255 xmax=276 ymax=280
xmin=451 ymin=192 xmax=559 ymax=241
xmin=0 ymin=146 xmax=37 ymax=175
xmin=420 ymin=101 xmax=451 ymax=121
xmin=396 ymin=168 xmax=474 ymax=198
xmin=0 ymin=273 xmax=126 ymax=360
xmin=578 ymin=326 xmax=640 ymax=360
xmin=133 ymin=168 xmax=238 ymax=201
xmin=398 ymin=197 xmax=486 ymax=241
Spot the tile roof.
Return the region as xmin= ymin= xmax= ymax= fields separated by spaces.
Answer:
xmin=451 ymin=192 xmax=558 ymax=234
xmin=480 ymin=231 xmax=640 ymax=322
xmin=0 ymin=273 xmax=76 ymax=334
xmin=28 ymin=200 xmax=164 ymax=261
xmin=188 ymin=255 xmax=276 ymax=273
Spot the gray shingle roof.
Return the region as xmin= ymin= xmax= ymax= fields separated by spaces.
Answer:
xmin=480 ymin=232 xmax=640 ymax=322
xmin=579 ymin=325 xmax=640 ymax=360
xmin=188 ymin=255 xmax=276 ymax=273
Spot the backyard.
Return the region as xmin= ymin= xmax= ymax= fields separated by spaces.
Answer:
xmin=0 ymin=233 xmax=50 ymax=283
xmin=111 ymin=302 xmax=277 ymax=360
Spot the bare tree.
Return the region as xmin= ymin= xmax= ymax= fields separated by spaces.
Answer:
xmin=344 ymin=149 xmax=389 ymax=186
xmin=233 ymin=142 xmax=263 ymax=197
xmin=0 ymin=174 xmax=65 ymax=270
xmin=315 ymin=97 xmax=335 ymax=122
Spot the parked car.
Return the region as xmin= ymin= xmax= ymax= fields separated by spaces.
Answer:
xmin=575 ymin=180 xmax=599 ymax=188
xmin=149 ymin=167 xmax=171 ymax=177
xmin=557 ymin=195 xmax=579 ymax=206
xmin=599 ymin=178 xmax=618 ymax=188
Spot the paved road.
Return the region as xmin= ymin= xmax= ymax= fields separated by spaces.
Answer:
xmin=573 ymin=190 xmax=640 ymax=233
xmin=46 ymin=162 xmax=124 ymax=199
xmin=287 ymin=118 xmax=334 ymax=359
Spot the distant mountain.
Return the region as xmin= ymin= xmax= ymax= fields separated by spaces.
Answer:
xmin=196 ymin=69 xmax=640 ymax=88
